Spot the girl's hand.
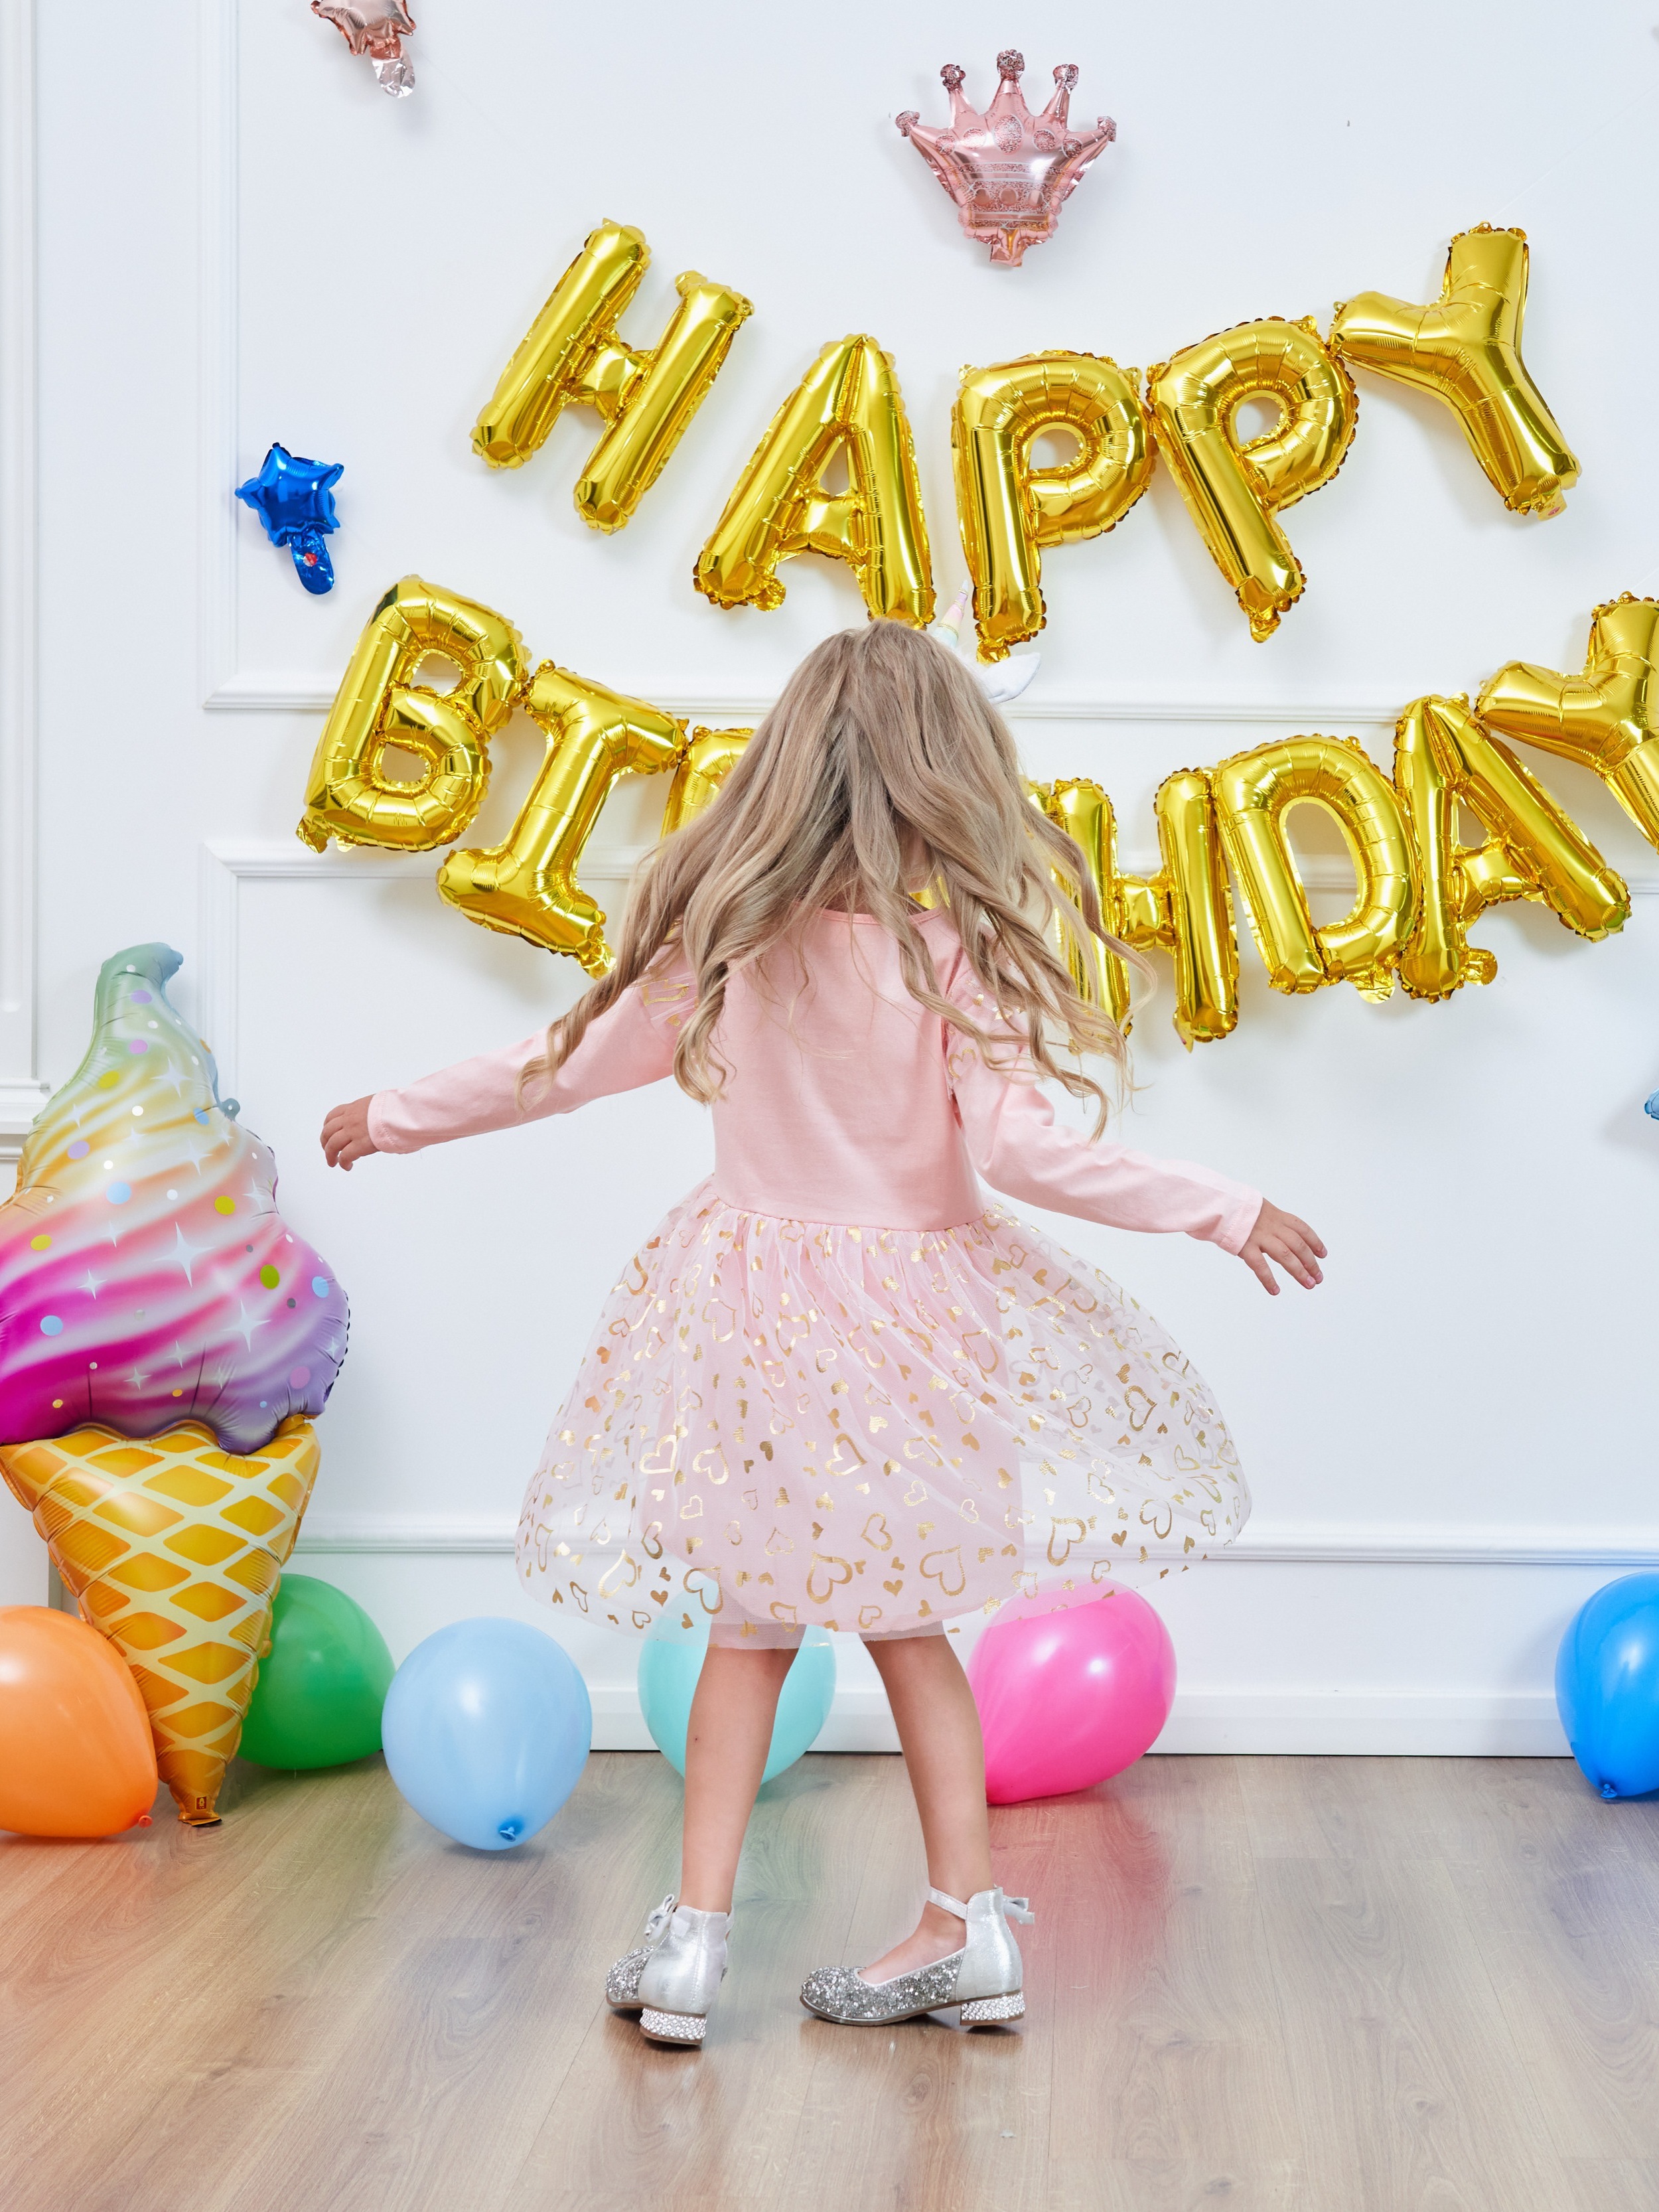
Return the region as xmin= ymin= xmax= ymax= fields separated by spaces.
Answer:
xmin=321 ymin=1096 xmax=378 ymax=1172
xmin=1238 ymin=1199 xmax=1326 ymax=1295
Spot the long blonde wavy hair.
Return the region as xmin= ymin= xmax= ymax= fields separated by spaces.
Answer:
xmin=526 ymin=619 xmax=1141 ymax=1134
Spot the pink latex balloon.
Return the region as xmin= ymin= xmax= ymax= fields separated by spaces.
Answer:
xmin=968 ymin=1590 xmax=1175 ymax=1803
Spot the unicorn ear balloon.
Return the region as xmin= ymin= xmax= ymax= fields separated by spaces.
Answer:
xmin=896 ymin=52 xmax=1115 ymax=268
xmin=929 ymin=583 xmax=1041 ymax=704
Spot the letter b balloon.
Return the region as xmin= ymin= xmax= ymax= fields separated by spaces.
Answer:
xmin=382 ymin=1618 xmax=592 ymax=1850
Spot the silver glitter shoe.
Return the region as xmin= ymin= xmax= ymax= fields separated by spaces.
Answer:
xmin=800 ymin=1884 xmax=1034 ymax=2028
xmin=606 ymin=1893 xmax=731 ymax=2046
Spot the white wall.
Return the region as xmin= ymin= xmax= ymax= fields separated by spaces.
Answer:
xmin=3 ymin=0 xmax=1657 ymax=1752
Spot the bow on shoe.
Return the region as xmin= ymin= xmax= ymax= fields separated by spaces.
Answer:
xmin=1004 ymin=1897 xmax=1036 ymax=1925
xmin=643 ymin=1894 xmax=678 ymax=1945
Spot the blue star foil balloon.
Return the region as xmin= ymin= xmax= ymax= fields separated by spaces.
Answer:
xmin=236 ymin=444 xmax=344 ymax=595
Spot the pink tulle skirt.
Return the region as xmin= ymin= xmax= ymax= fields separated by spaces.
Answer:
xmin=514 ymin=1181 xmax=1248 ymax=1641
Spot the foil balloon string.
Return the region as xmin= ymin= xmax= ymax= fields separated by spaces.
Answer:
xmin=896 ymin=52 xmax=1116 ymax=267
xmin=299 ymin=579 xmax=1654 ymax=1043
xmin=312 ymin=1 xmax=416 ymax=97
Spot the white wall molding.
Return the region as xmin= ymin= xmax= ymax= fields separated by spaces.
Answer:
xmin=204 ymin=671 xmax=1423 ymax=725
xmin=514 ymin=1684 xmax=1569 ymax=1759
xmin=197 ymin=0 xmax=242 ymax=711
xmin=198 ymin=832 xmax=1659 ymax=1097
xmin=0 ymin=0 xmax=48 ymax=1157
xmin=196 ymin=838 xmax=645 ymax=1092
xmin=293 ymin=1511 xmax=1659 ymax=1570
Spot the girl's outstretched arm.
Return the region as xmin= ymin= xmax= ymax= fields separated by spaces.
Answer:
xmin=948 ymin=1027 xmax=1326 ymax=1293
xmin=319 ymin=956 xmax=691 ymax=1168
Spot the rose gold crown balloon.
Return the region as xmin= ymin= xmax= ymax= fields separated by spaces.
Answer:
xmin=896 ymin=51 xmax=1116 ymax=268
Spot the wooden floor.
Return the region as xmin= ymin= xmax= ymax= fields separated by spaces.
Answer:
xmin=2 ymin=1752 xmax=1658 ymax=2212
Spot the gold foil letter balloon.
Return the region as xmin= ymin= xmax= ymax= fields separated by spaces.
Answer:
xmin=1477 ymin=597 xmax=1659 ymax=853
xmin=694 ymin=336 xmax=934 ymax=625
xmin=472 ymin=220 xmax=752 ymax=532
xmin=895 ymin=53 xmax=1116 ymax=268
xmin=1393 ymin=695 xmax=1627 ymax=1001
xmin=1041 ymin=774 xmax=1238 ymax=1046
xmin=661 ymin=727 xmax=752 ymax=837
xmin=1213 ymin=738 xmax=1415 ymax=996
xmin=297 ymin=577 xmax=526 ymax=853
xmin=1331 ymin=226 xmax=1578 ymax=518
xmin=437 ymin=664 xmax=684 ymax=971
xmin=1148 ymin=320 xmax=1357 ymax=641
xmin=0 ymin=946 xmax=348 ymax=1822
xmin=954 ymin=354 xmax=1153 ymax=660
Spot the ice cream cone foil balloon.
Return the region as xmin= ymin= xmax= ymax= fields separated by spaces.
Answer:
xmin=0 ymin=944 xmax=350 ymax=1822
xmin=0 ymin=1420 xmax=319 ymax=1822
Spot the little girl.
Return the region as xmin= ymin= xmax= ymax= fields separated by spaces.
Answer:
xmin=323 ymin=621 xmax=1324 ymax=2046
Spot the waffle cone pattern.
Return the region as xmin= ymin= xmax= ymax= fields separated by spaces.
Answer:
xmin=0 ymin=1417 xmax=320 ymax=1823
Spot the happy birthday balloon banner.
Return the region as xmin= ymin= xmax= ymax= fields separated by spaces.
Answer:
xmin=463 ymin=218 xmax=1577 ymax=652
xmin=299 ymin=581 xmax=1659 ymax=1044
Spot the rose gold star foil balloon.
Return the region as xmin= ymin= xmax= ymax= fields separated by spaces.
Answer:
xmin=896 ymin=52 xmax=1115 ymax=268
xmin=312 ymin=1 xmax=416 ymax=98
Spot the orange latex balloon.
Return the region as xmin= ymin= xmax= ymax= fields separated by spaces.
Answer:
xmin=0 ymin=1605 xmax=157 ymax=1836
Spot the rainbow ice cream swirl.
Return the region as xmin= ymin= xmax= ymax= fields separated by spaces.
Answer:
xmin=0 ymin=944 xmax=348 ymax=1453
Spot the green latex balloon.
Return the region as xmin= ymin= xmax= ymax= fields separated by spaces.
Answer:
xmin=239 ymin=1574 xmax=395 ymax=1771
xmin=638 ymin=1626 xmax=835 ymax=1783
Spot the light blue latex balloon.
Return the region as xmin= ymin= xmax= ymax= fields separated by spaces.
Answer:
xmin=1556 ymin=1572 xmax=1659 ymax=1800
xmin=638 ymin=1627 xmax=835 ymax=1783
xmin=382 ymin=1618 xmax=592 ymax=1850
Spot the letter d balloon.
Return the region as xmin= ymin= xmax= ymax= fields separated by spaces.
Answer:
xmin=382 ymin=1618 xmax=592 ymax=1850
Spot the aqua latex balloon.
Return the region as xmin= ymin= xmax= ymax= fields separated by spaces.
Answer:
xmin=1556 ymin=1572 xmax=1659 ymax=1799
xmin=382 ymin=1618 xmax=591 ymax=1849
xmin=239 ymin=1574 xmax=394 ymax=1771
xmin=638 ymin=1627 xmax=835 ymax=1783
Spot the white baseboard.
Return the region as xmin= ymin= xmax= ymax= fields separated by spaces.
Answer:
xmin=585 ymin=1686 xmax=1567 ymax=1759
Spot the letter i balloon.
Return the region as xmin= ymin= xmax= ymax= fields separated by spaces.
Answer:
xmin=0 ymin=946 xmax=350 ymax=1824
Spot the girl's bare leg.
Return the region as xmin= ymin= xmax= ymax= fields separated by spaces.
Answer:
xmin=678 ymin=1645 xmax=796 ymax=1912
xmin=859 ymin=1633 xmax=995 ymax=1981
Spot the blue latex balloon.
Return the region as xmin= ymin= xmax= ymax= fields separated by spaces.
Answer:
xmin=1555 ymin=1573 xmax=1659 ymax=1799
xmin=639 ymin=1627 xmax=835 ymax=1783
xmin=1645 ymin=1088 xmax=1659 ymax=1121
xmin=235 ymin=443 xmax=342 ymax=595
xmin=382 ymin=1618 xmax=592 ymax=1850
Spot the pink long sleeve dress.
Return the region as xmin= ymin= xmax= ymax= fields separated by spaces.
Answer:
xmin=368 ymin=909 xmax=1260 ymax=1645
